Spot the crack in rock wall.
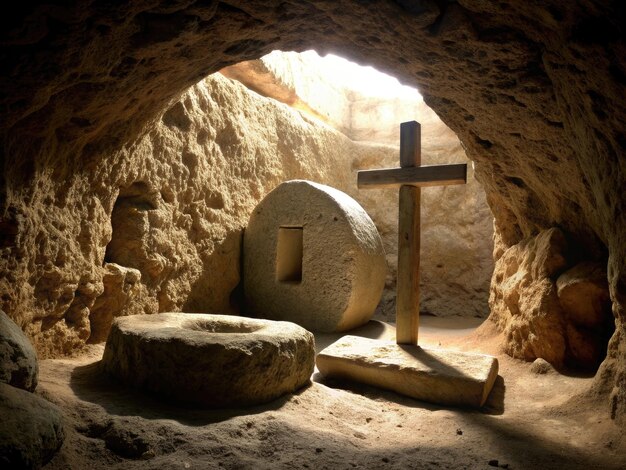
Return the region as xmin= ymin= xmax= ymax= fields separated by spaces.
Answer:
xmin=0 ymin=1 xmax=624 ymax=422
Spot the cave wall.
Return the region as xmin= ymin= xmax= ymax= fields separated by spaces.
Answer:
xmin=1 ymin=71 xmax=398 ymax=355
xmin=1 ymin=1 xmax=624 ymax=421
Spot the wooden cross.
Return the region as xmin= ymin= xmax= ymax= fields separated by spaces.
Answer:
xmin=358 ymin=121 xmax=467 ymax=345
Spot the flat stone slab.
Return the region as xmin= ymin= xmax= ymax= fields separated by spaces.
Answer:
xmin=316 ymin=336 xmax=498 ymax=408
xmin=102 ymin=313 xmax=315 ymax=408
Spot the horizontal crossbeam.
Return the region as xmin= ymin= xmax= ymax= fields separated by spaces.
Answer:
xmin=357 ymin=163 xmax=467 ymax=189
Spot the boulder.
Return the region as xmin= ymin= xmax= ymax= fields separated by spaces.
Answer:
xmin=489 ymin=228 xmax=569 ymax=366
xmin=0 ymin=310 xmax=38 ymax=392
xmin=557 ymin=262 xmax=611 ymax=328
xmin=0 ymin=382 xmax=65 ymax=469
xmin=101 ymin=313 xmax=315 ymax=407
xmin=244 ymin=180 xmax=387 ymax=332
xmin=489 ymin=229 xmax=614 ymax=370
xmin=530 ymin=358 xmax=555 ymax=375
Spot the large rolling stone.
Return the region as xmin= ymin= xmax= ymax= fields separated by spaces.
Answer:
xmin=101 ymin=313 xmax=315 ymax=407
xmin=244 ymin=180 xmax=387 ymax=333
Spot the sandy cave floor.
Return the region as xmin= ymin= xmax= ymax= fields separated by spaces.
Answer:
xmin=39 ymin=316 xmax=626 ymax=470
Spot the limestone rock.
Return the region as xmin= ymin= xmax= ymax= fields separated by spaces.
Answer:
xmin=530 ymin=358 xmax=555 ymax=375
xmin=489 ymin=228 xmax=569 ymax=366
xmin=317 ymin=335 xmax=499 ymax=408
xmin=557 ymin=262 xmax=614 ymax=369
xmin=490 ymin=229 xmax=615 ymax=370
xmin=221 ymin=51 xmax=352 ymax=135
xmin=244 ymin=180 xmax=386 ymax=332
xmin=88 ymin=263 xmax=144 ymax=343
xmin=557 ymin=262 xmax=611 ymax=328
xmin=0 ymin=310 xmax=38 ymax=392
xmin=0 ymin=382 xmax=65 ymax=469
xmin=102 ymin=313 xmax=315 ymax=407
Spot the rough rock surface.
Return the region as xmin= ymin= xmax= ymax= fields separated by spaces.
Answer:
xmin=489 ymin=228 xmax=614 ymax=369
xmin=557 ymin=262 xmax=612 ymax=328
xmin=88 ymin=263 xmax=144 ymax=343
xmin=557 ymin=262 xmax=614 ymax=369
xmin=0 ymin=382 xmax=65 ymax=469
xmin=2 ymin=73 xmax=399 ymax=357
xmin=530 ymin=358 xmax=555 ymax=375
xmin=224 ymin=51 xmax=494 ymax=319
xmin=0 ymin=310 xmax=38 ymax=392
xmin=221 ymin=51 xmax=353 ymax=135
xmin=244 ymin=180 xmax=386 ymax=332
xmin=102 ymin=313 xmax=315 ymax=407
xmin=0 ymin=2 xmax=625 ymax=422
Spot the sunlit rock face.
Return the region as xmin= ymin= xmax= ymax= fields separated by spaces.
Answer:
xmin=0 ymin=1 xmax=624 ymax=421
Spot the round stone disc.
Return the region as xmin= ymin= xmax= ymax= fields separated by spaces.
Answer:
xmin=244 ymin=180 xmax=386 ymax=332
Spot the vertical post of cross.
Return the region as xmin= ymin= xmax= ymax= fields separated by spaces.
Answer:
xmin=396 ymin=121 xmax=421 ymax=345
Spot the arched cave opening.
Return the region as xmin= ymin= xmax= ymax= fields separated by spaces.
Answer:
xmin=1 ymin=2 xmax=625 ymax=468
xmin=218 ymin=48 xmax=496 ymax=338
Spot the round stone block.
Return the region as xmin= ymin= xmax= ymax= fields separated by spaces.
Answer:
xmin=244 ymin=180 xmax=386 ymax=332
xmin=101 ymin=313 xmax=315 ymax=407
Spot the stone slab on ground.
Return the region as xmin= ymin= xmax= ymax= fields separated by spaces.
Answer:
xmin=316 ymin=335 xmax=498 ymax=408
xmin=0 ymin=382 xmax=65 ymax=468
xmin=102 ymin=313 xmax=315 ymax=408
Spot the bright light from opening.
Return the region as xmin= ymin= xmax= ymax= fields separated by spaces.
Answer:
xmin=267 ymin=50 xmax=422 ymax=101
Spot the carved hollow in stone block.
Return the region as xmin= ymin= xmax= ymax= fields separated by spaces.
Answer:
xmin=317 ymin=335 xmax=499 ymax=408
xmin=102 ymin=313 xmax=315 ymax=408
xmin=276 ymin=227 xmax=304 ymax=283
xmin=244 ymin=180 xmax=387 ymax=333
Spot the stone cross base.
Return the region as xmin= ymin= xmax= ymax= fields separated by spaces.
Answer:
xmin=317 ymin=336 xmax=499 ymax=408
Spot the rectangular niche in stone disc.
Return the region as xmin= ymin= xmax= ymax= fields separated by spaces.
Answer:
xmin=276 ymin=226 xmax=303 ymax=283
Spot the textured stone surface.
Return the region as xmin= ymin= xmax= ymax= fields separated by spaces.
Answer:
xmin=489 ymin=228 xmax=570 ymax=366
xmin=557 ymin=262 xmax=614 ymax=369
xmin=102 ymin=313 xmax=315 ymax=407
xmin=0 ymin=1 xmax=624 ymax=421
xmin=88 ymin=263 xmax=144 ymax=344
xmin=244 ymin=180 xmax=386 ymax=332
xmin=0 ymin=382 xmax=65 ymax=469
xmin=224 ymin=51 xmax=494 ymax=320
xmin=2 ymin=72 xmax=399 ymax=357
xmin=530 ymin=358 xmax=555 ymax=375
xmin=557 ymin=262 xmax=611 ymax=328
xmin=221 ymin=51 xmax=353 ymax=135
xmin=317 ymin=335 xmax=499 ymax=407
xmin=489 ymin=228 xmax=615 ymax=370
xmin=0 ymin=310 xmax=38 ymax=392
